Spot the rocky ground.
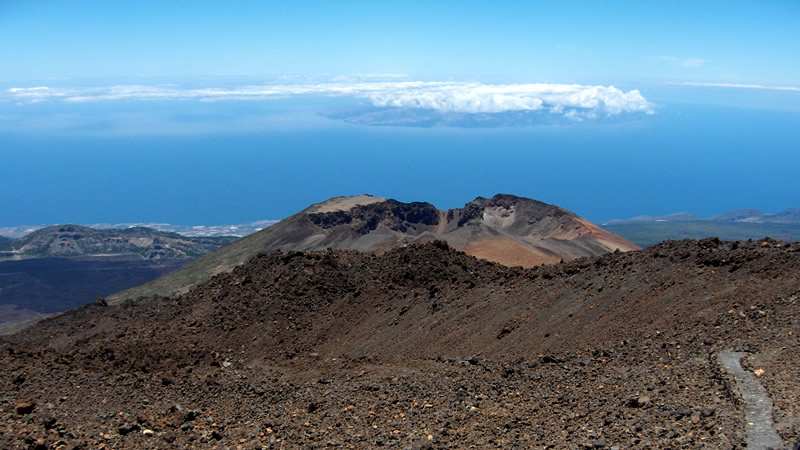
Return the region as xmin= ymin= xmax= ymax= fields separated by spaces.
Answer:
xmin=1 ymin=238 xmax=799 ymax=448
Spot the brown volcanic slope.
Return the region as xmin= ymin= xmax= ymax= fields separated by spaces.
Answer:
xmin=2 ymin=238 xmax=799 ymax=448
xmin=109 ymin=194 xmax=637 ymax=303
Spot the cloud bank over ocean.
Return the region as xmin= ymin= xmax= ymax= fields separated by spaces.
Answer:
xmin=5 ymin=81 xmax=653 ymax=119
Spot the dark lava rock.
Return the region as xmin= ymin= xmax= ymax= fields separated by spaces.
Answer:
xmin=540 ymin=355 xmax=562 ymax=364
xmin=42 ymin=416 xmax=57 ymax=430
xmin=627 ymin=395 xmax=650 ymax=408
xmin=118 ymin=423 xmax=140 ymax=435
xmin=15 ymin=399 xmax=35 ymax=415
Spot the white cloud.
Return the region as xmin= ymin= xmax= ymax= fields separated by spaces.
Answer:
xmin=7 ymin=86 xmax=63 ymax=103
xmin=363 ymin=82 xmax=653 ymax=115
xmin=4 ymin=81 xmax=654 ymax=117
xmin=679 ymin=81 xmax=800 ymax=92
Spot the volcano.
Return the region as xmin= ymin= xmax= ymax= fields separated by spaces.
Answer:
xmin=110 ymin=194 xmax=637 ymax=302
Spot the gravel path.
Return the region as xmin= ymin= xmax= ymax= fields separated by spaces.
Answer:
xmin=718 ymin=351 xmax=783 ymax=450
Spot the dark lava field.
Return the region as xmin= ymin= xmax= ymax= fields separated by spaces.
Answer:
xmin=1 ymin=239 xmax=799 ymax=449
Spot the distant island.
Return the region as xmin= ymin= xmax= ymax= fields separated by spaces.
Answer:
xmin=604 ymin=207 xmax=800 ymax=247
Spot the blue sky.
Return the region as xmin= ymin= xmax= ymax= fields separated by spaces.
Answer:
xmin=2 ymin=1 xmax=798 ymax=85
xmin=1 ymin=1 xmax=799 ymax=227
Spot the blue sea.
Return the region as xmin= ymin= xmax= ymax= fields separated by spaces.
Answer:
xmin=1 ymin=86 xmax=799 ymax=226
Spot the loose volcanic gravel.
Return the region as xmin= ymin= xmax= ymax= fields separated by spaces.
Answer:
xmin=2 ymin=238 xmax=799 ymax=449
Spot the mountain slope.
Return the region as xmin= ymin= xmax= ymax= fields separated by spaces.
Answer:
xmin=0 ymin=235 xmax=12 ymax=251
xmin=51 ymin=238 xmax=800 ymax=365
xmin=2 ymin=239 xmax=799 ymax=448
xmin=109 ymin=194 xmax=637 ymax=302
xmin=3 ymin=224 xmax=236 ymax=261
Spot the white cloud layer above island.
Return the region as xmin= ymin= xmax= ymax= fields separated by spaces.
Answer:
xmin=5 ymin=81 xmax=654 ymax=117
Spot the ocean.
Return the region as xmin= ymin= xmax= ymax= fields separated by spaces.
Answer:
xmin=1 ymin=91 xmax=799 ymax=226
